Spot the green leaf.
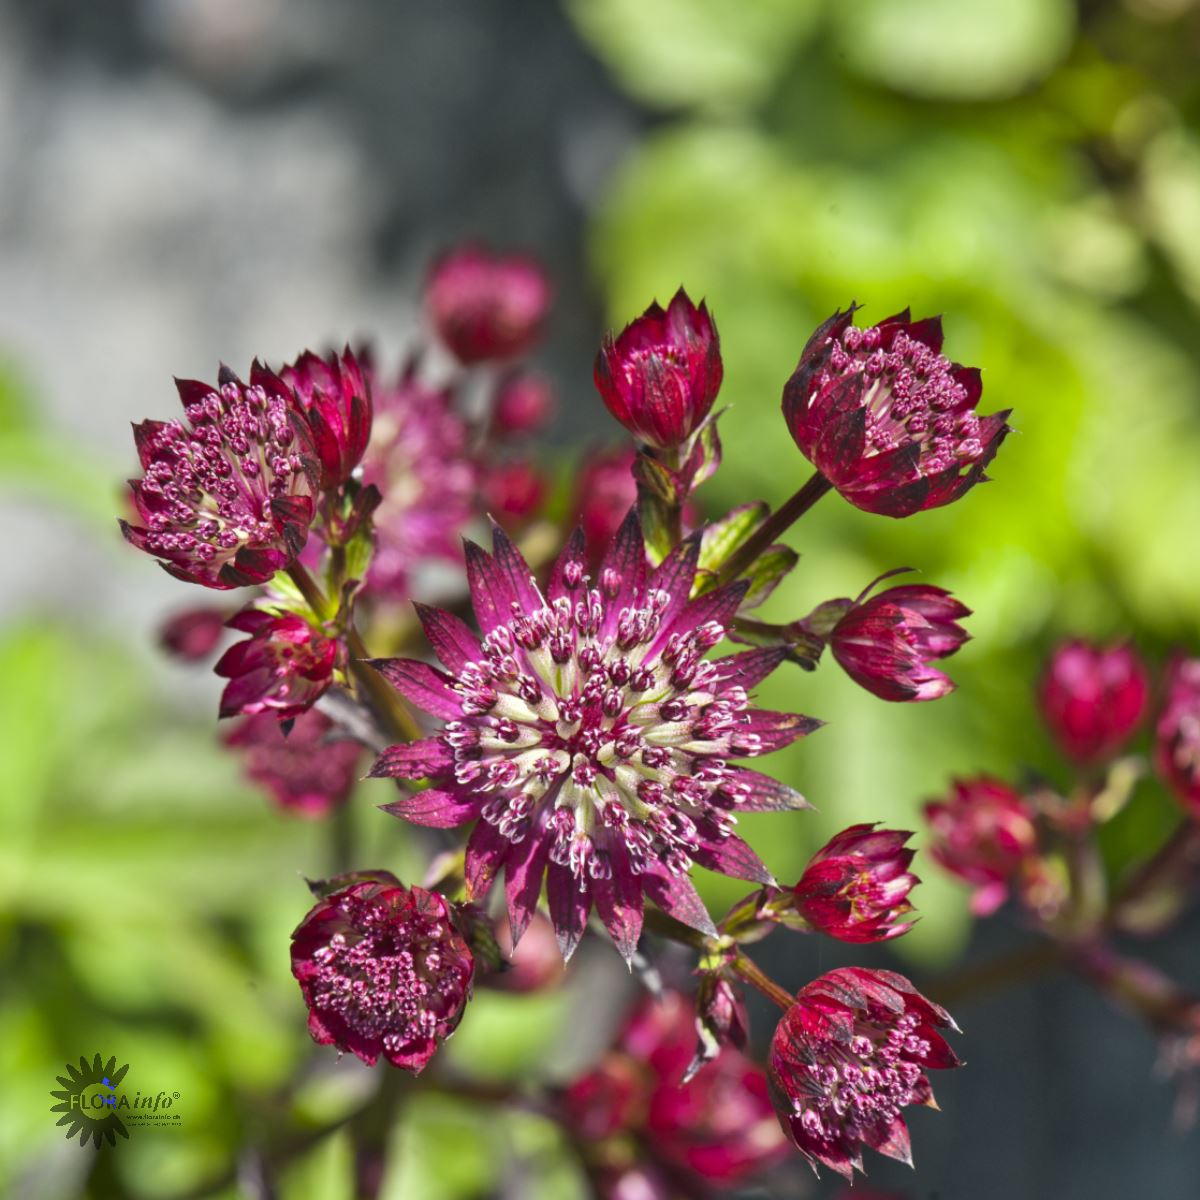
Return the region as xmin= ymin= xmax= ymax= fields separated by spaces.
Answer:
xmin=739 ymin=543 xmax=798 ymax=610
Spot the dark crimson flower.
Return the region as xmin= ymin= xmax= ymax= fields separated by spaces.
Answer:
xmin=767 ymin=967 xmax=960 ymax=1180
xmin=1039 ymin=638 xmax=1148 ymax=764
xmin=214 ymin=608 xmax=337 ymax=720
xmin=566 ymin=990 xmax=789 ymax=1186
xmin=279 ymin=348 xmax=372 ymax=490
xmin=121 ymin=364 xmax=319 ymax=588
xmin=370 ymin=511 xmax=818 ymax=962
xmin=159 ymin=606 xmax=228 ymax=662
xmin=1155 ymin=656 xmax=1200 ymax=818
xmin=223 ymin=709 xmax=361 ymax=817
xmin=924 ymin=777 xmax=1037 ymax=915
xmin=494 ymin=371 xmax=555 ymax=435
xmin=291 ymin=879 xmax=474 ymax=1072
xmin=782 ymin=309 xmax=1010 ymax=517
xmin=481 ymin=459 xmax=546 ymax=526
xmin=574 ymin=447 xmax=639 ymax=561
xmin=830 ymin=584 xmax=970 ymax=702
xmin=792 ymin=823 xmax=918 ymax=943
xmin=426 ymin=245 xmax=551 ymax=365
xmin=594 ymin=289 xmax=723 ymax=451
xmin=361 ymin=360 xmax=478 ymax=601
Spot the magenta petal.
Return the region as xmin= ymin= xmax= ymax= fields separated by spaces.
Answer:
xmin=724 ymin=767 xmax=812 ymax=812
xmin=653 ymin=581 xmax=747 ymax=655
xmin=489 ymin=524 xmax=544 ymax=614
xmin=380 ymin=789 xmax=478 ymax=828
xmin=692 ymin=833 xmax=774 ymax=885
xmin=369 ymin=658 xmax=463 ymax=719
xmin=547 ymin=527 xmax=587 ymax=604
xmin=596 ymin=507 xmax=649 ymax=627
xmin=642 ymin=867 xmax=717 ymax=938
xmin=413 ymin=603 xmax=482 ymax=673
xmin=648 ymin=533 xmax=701 ymax=627
xmin=504 ymin=823 xmax=551 ymax=948
xmin=370 ymin=738 xmax=454 ymax=779
xmin=592 ymin=856 xmax=645 ymax=965
xmin=465 ymin=540 xmax=519 ymax=633
xmin=733 ymin=709 xmax=824 ymax=755
xmin=710 ymin=646 xmax=788 ymax=691
xmin=464 ymin=820 xmax=510 ymax=900
xmin=547 ymin=863 xmax=591 ymax=962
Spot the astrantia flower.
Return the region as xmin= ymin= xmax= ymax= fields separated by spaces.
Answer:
xmin=121 ymin=364 xmax=318 ymax=588
xmin=574 ymin=447 xmax=639 ymax=562
xmin=360 ymin=360 xmax=478 ymax=601
xmin=830 ymin=584 xmax=970 ymax=702
xmin=924 ymin=777 xmax=1037 ymax=915
xmin=214 ymin=609 xmax=336 ymax=720
xmin=291 ymin=878 xmax=474 ymax=1072
xmin=1155 ymin=656 xmax=1200 ymax=818
xmin=594 ymin=289 xmax=722 ymax=451
xmin=224 ymin=709 xmax=361 ymax=817
xmin=1039 ymin=638 xmax=1148 ymax=764
xmin=426 ymin=245 xmax=551 ymax=365
xmin=482 ymin=459 xmax=546 ymax=527
xmin=494 ymin=371 xmax=555 ymax=436
xmin=279 ymin=348 xmax=372 ymax=490
xmin=782 ymin=309 xmax=1010 ymax=517
xmin=767 ymin=967 xmax=960 ymax=1180
xmin=565 ymin=990 xmax=789 ymax=1187
xmin=370 ymin=511 xmax=819 ymax=961
xmin=792 ymin=824 xmax=918 ymax=943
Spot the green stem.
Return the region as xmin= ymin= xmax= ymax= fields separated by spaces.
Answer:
xmin=287 ymin=563 xmax=422 ymax=744
xmin=716 ymin=471 xmax=832 ymax=587
xmin=731 ymin=951 xmax=795 ymax=1012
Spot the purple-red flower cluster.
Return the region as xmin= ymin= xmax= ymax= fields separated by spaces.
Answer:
xmin=279 ymin=349 xmax=373 ymax=490
xmin=594 ymin=289 xmax=723 ymax=451
xmin=563 ymin=990 xmax=788 ymax=1191
xmin=291 ymin=878 xmax=474 ymax=1073
xmin=830 ymin=583 xmax=970 ymax=702
xmin=1039 ymin=639 xmax=1148 ymax=764
xmin=370 ymin=512 xmax=818 ymax=962
xmin=767 ymin=968 xmax=960 ymax=1179
xmin=783 ymin=309 xmax=1009 ymax=517
xmin=792 ymin=824 xmax=918 ymax=943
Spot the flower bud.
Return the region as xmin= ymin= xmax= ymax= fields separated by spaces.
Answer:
xmin=214 ymin=608 xmax=336 ymax=720
xmin=159 ymin=606 xmax=228 ymax=662
xmin=830 ymin=584 xmax=970 ymax=702
xmin=223 ymin=709 xmax=360 ymax=817
xmin=767 ymin=967 xmax=960 ymax=1180
xmin=782 ymin=309 xmax=1010 ymax=517
xmin=1155 ymin=656 xmax=1200 ymax=818
xmin=481 ymin=459 xmax=546 ymax=525
xmin=494 ymin=371 xmax=555 ymax=435
xmin=426 ymin=245 xmax=550 ymax=364
xmin=279 ymin=348 xmax=373 ymax=490
xmin=792 ymin=823 xmax=918 ymax=943
xmin=291 ymin=879 xmax=474 ymax=1072
xmin=924 ymin=777 xmax=1037 ymax=915
xmin=685 ymin=974 xmax=749 ymax=1082
xmin=1038 ymin=638 xmax=1148 ymax=764
xmin=594 ymin=288 xmax=722 ymax=450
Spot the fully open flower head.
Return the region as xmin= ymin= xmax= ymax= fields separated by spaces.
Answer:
xmin=214 ymin=609 xmax=336 ymax=720
xmin=279 ymin=348 xmax=372 ymax=490
xmin=924 ymin=777 xmax=1037 ymax=915
xmin=565 ymin=990 xmax=789 ymax=1188
xmin=782 ymin=309 xmax=1010 ymax=517
xmin=224 ymin=709 xmax=360 ymax=817
xmin=792 ymin=824 xmax=918 ymax=943
xmin=291 ymin=878 xmax=474 ymax=1073
xmin=121 ymin=364 xmax=319 ymax=588
xmin=1038 ymin=638 xmax=1149 ymax=765
xmin=360 ymin=359 xmax=479 ymax=600
xmin=1155 ymin=656 xmax=1200 ymax=818
xmin=594 ymin=289 xmax=723 ymax=451
xmin=830 ymin=584 xmax=970 ymax=702
xmin=426 ymin=244 xmax=551 ymax=365
xmin=370 ymin=510 xmax=819 ymax=962
xmin=768 ymin=967 xmax=960 ymax=1180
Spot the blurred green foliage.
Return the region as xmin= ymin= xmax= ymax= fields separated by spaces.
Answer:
xmin=572 ymin=0 xmax=1200 ymax=959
